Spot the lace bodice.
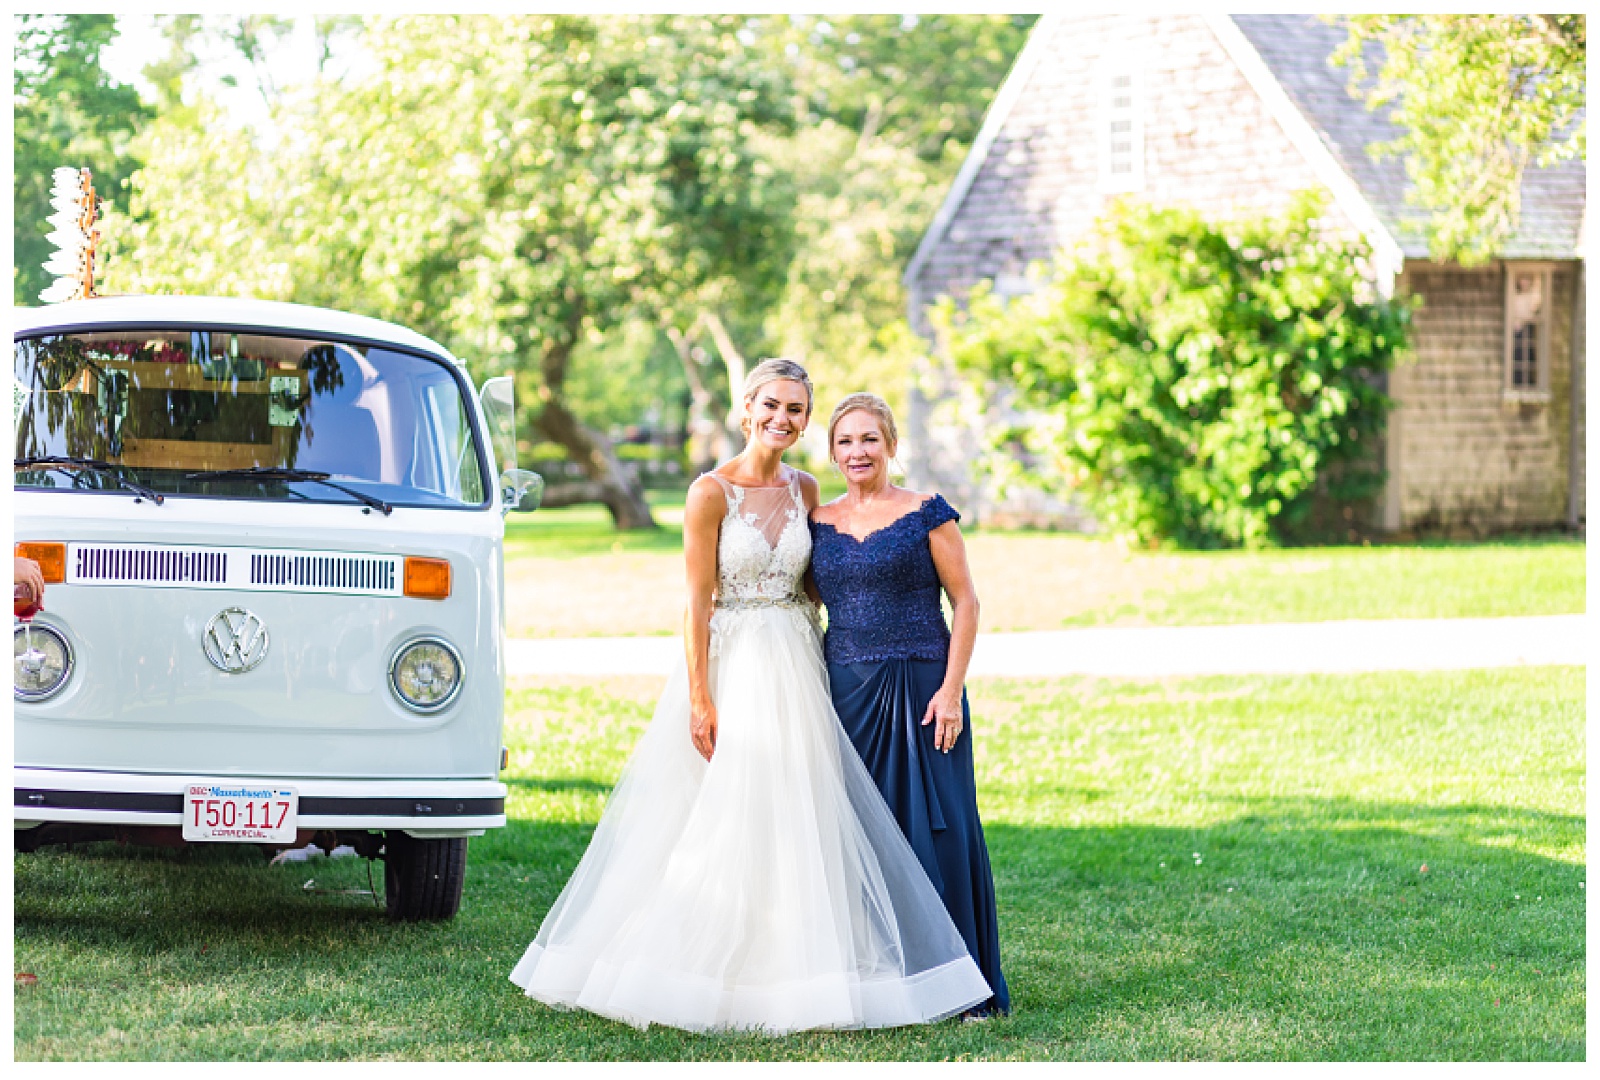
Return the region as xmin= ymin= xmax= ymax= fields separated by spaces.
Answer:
xmin=809 ymin=494 xmax=960 ymax=665
xmin=704 ymin=468 xmax=817 ymax=657
xmin=705 ymin=469 xmax=811 ymax=604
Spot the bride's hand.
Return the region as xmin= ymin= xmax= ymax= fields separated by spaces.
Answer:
xmin=690 ymin=697 xmax=718 ymax=761
xmin=921 ymin=686 xmax=964 ymax=754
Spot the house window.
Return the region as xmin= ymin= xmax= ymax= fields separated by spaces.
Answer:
xmin=1098 ymin=66 xmax=1144 ymax=195
xmin=1504 ymin=263 xmax=1553 ymax=398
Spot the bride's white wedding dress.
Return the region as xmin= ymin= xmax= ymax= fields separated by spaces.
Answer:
xmin=510 ymin=468 xmax=992 ymax=1034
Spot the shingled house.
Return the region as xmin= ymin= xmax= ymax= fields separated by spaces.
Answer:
xmin=904 ymin=12 xmax=1585 ymax=535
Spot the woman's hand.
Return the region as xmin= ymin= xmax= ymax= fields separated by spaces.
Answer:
xmin=922 ymin=685 xmax=964 ymax=754
xmin=691 ymin=697 xmax=718 ymax=762
xmin=14 ymin=557 xmax=45 ymax=604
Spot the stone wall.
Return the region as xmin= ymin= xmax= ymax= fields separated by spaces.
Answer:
xmin=1387 ymin=261 xmax=1584 ymax=533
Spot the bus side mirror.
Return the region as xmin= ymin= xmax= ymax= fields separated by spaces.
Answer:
xmin=478 ymin=376 xmax=518 ymax=475
xmin=500 ymin=469 xmax=543 ymax=514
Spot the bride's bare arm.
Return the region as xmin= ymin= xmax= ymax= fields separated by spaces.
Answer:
xmin=797 ymin=471 xmax=824 ymax=606
xmin=683 ymin=476 xmax=725 ymax=761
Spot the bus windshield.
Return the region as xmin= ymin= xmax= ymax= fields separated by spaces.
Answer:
xmin=14 ymin=329 xmax=487 ymax=509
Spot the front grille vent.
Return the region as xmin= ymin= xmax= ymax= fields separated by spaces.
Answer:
xmin=64 ymin=543 xmax=403 ymax=596
xmin=251 ymin=553 xmax=396 ymax=592
xmin=75 ymin=545 xmax=228 ymax=584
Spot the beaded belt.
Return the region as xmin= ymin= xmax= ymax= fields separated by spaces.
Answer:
xmin=715 ymin=595 xmax=809 ymax=611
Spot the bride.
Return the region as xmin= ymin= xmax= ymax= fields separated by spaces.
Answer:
xmin=510 ymin=359 xmax=992 ymax=1034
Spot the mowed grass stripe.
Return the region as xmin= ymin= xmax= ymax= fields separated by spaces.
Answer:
xmin=15 ymin=668 xmax=1584 ymax=1060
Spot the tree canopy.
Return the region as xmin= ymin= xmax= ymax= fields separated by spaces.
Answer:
xmin=1331 ymin=14 xmax=1586 ymax=264
xmin=81 ymin=14 xmax=1033 ymax=526
xmin=13 ymin=14 xmax=149 ymax=305
xmin=106 ymin=15 xmax=800 ymax=526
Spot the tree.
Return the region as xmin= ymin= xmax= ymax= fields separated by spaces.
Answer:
xmin=13 ymin=14 xmax=150 ymax=305
xmin=105 ymin=15 xmax=794 ymax=528
xmin=764 ymin=15 xmax=1037 ymax=165
xmin=761 ymin=121 xmax=941 ymax=420
xmin=754 ymin=16 xmax=1036 ymax=418
xmin=1331 ymin=15 xmax=1586 ymax=265
xmin=98 ymin=14 xmax=1035 ymax=520
xmin=937 ymin=196 xmax=1412 ymax=548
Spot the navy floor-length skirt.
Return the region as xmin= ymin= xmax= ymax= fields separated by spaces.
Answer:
xmin=827 ymin=657 xmax=1010 ymax=1015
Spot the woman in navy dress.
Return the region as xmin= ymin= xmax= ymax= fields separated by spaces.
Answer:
xmin=808 ymin=393 xmax=1009 ymax=1018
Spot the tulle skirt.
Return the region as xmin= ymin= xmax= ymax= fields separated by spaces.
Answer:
xmin=509 ymin=604 xmax=992 ymax=1034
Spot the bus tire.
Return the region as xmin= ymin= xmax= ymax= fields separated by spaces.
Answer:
xmin=383 ymin=832 xmax=467 ymax=921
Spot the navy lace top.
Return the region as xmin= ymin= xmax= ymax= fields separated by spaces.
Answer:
xmin=809 ymin=494 xmax=961 ymax=666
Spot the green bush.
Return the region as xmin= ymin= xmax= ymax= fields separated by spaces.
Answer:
xmin=936 ymin=194 xmax=1412 ymax=548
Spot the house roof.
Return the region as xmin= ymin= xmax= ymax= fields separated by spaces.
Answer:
xmin=907 ymin=13 xmax=1585 ymax=287
xmin=1230 ymin=13 xmax=1585 ymax=261
xmin=902 ymin=11 xmax=1065 ymax=290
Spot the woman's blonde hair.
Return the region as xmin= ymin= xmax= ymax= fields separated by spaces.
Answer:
xmin=739 ymin=358 xmax=814 ymax=438
xmin=827 ymin=392 xmax=899 ymax=457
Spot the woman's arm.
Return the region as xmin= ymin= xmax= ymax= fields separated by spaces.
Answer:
xmin=925 ymin=518 xmax=980 ymax=753
xmin=683 ymin=476 xmax=725 ymax=761
xmin=798 ymin=471 xmax=823 ymax=606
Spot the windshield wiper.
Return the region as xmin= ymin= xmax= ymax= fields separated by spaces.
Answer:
xmin=14 ymin=455 xmax=165 ymax=504
xmin=185 ymin=467 xmax=393 ymax=515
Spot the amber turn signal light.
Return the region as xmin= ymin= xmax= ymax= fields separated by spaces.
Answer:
xmin=403 ymin=557 xmax=451 ymax=600
xmin=15 ymin=542 xmax=66 ymax=584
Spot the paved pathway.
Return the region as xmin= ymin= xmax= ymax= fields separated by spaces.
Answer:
xmin=507 ymin=614 xmax=1588 ymax=678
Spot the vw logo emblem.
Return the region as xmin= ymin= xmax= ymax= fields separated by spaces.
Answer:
xmin=202 ymin=608 xmax=270 ymax=673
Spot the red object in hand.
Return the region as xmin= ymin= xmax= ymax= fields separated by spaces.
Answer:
xmin=14 ymin=584 xmax=41 ymax=621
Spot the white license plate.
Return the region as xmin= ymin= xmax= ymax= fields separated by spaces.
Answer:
xmin=182 ymin=782 xmax=298 ymax=843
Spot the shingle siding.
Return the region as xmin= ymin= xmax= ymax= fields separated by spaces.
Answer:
xmin=1392 ymin=263 xmax=1582 ymax=531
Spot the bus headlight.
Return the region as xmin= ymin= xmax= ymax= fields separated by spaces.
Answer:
xmin=15 ymin=624 xmax=72 ymax=701
xmin=389 ymin=637 xmax=463 ymax=713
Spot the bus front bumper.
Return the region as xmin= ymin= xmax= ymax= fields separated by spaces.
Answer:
xmin=14 ymin=767 xmax=506 ymax=839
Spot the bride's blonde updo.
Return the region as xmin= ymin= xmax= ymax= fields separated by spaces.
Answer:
xmin=827 ymin=392 xmax=899 ymax=456
xmin=740 ymin=358 xmax=814 ymax=438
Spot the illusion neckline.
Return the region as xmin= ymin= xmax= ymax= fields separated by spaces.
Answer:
xmin=710 ymin=464 xmax=798 ymax=490
xmin=811 ymin=495 xmax=936 ymax=545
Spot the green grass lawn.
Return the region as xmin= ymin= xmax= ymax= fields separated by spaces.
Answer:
xmin=504 ymin=499 xmax=1584 ymax=636
xmin=504 ymin=492 xmax=690 ymax=561
xmin=15 ymin=667 xmax=1584 ymax=1060
xmin=1054 ymin=537 xmax=1588 ymax=627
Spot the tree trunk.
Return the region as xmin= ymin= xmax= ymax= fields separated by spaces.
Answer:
xmin=701 ymin=311 xmax=749 ymax=451
xmin=534 ymin=329 xmax=657 ymax=530
xmin=667 ymin=321 xmax=725 ymax=476
xmin=539 ymin=481 xmax=609 ymax=509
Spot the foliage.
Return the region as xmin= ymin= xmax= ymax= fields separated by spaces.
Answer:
xmin=14 ymin=668 xmax=1585 ymax=1060
xmin=754 ymin=16 xmax=1036 ymax=417
xmin=1330 ymin=15 xmax=1587 ymax=265
xmin=104 ymin=15 xmax=798 ymax=527
xmin=13 ymin=14 xmax=151 ymax=305
xmin=94 ymin=13 xmax=1036 ymax=522
xmin=759 ymin=122 xmax=941 ymax=418
xmin=938 ymin=195 xmax=1412 ymax=549
xmin=767 ymin=15 xmax=1038 ymax=164
xmin=562 ymin=321 xmax=686 ymax=435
